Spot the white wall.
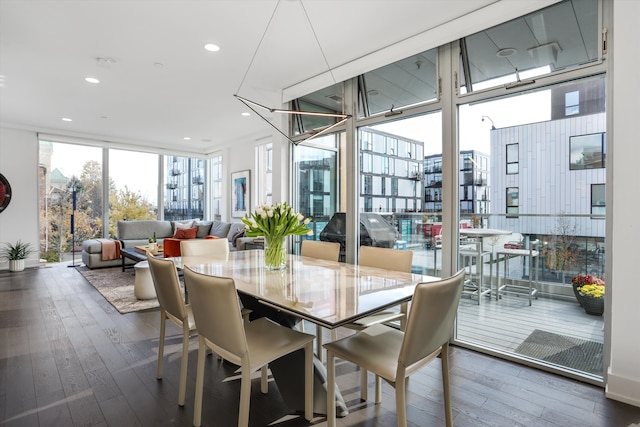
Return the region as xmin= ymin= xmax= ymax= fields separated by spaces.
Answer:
xmin=0 ymin=127 xmax=40 ymax=269
xmin=605 ymin=0 xmax=640 ymax=408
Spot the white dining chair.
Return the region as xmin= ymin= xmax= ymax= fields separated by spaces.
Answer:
xmin=300 ymin=239 xmax=341 ymax=261
xmin=300 ymin=240 xmax=341 ymax=360
xmin=332 ymin=245 xmax=413 ymax=398
xmin=183 ymin=266 xmax=316 ymax=427
xmin=146 ymin=254 xmax=196 ymax=407
xmin=325 ymin=269 xmax=466 ymax=427
xmin=180 ymin=237 xmax=229 ymax=258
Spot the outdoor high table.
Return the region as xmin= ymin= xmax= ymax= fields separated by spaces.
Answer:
xmin=170 ymin=250 xmax=442 ymax=416
xmin=459 ymin=228 xmax=512 ymax=304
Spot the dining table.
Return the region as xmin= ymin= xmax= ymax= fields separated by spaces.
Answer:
xmin=170 ymin=249 xmax=441 ymax=330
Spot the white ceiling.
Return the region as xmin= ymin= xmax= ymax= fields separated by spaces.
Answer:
xmin=0 ymin=0 xmax=562 ymax=155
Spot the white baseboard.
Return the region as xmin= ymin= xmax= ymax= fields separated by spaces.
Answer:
xmin=606 ymin=368 xmax=640 ymax=408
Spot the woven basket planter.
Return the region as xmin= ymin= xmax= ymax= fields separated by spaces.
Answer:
xmin=573 ymin=285 xmax=583 ymax=306
xmin=579 ymin=294 xmax=604 ymax=316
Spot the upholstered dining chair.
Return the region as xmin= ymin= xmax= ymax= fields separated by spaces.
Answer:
xmin=325 ymin=269 xmax=466 ymax=427
xmin=331 ymin=246 xmax=414 ymax=397
xmin=180 ymin=237 xmax=229 ymax=258
xmin=183 ymin=267 xmax=316 ymax=427
xmin=349 ymin=245 xmax=414 ymax=330
xmin=300 ymin=239 xmax=341 ymax=261
xmin=146 ymin=254 xmax=196 ymax=407
xmin=179 ymin=238 xmax=251 ymax=323
xmin=300 ymin=240 xmax=341 ymax=360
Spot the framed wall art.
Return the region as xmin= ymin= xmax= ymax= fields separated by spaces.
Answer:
xmin=231 ymin=170 xmax=250 ymax=218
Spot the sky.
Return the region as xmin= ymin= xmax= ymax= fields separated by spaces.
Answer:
xmin=373 ymin=89 xmax=551 ymax=156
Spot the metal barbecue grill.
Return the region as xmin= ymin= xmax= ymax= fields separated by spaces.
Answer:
xmin=319 ymin=213 xmax=398 ymax=259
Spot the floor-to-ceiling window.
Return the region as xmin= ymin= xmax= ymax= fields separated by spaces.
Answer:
xmin=354 ymin=46 xmax=440 ymax=272
xmin=39 ymin=142 xmax=205 ymax=255
xmin=454 ymin=0 xmax=605 ymax=382
xmin=38 ymin=141 xmax=103 ymax=263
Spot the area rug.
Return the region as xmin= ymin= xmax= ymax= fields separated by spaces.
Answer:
xmin=77 ymin=266 xmax=159 ymax=314
xmin=515 ymin=329 xmax=603 ymax=376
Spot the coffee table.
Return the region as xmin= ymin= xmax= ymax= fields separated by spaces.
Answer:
xmin=121 ymin=245 xmax=163 ymax=271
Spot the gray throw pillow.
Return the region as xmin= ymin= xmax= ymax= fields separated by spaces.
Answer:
xmin=194 ymin=221 xmax=213 ymax=238
xmin=210 ymin=221 xmax=231 ymax=238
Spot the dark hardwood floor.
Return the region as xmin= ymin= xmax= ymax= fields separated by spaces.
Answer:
xmin=1 ymin=265 xmax=639 ymax=427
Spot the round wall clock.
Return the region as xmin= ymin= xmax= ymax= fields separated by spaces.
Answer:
xmin=0 ymin=173 xmax=12 ymax=213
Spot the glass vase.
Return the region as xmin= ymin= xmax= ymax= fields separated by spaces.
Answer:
xmin=264 ymin=236 xmax=287 ymax=270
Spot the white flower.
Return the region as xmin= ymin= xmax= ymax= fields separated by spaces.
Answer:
xmin=306 ymin=230 xmax=313 ymax=235
xmin=260 ymin=211 xmax=267 ymax=219
xmin=303 ymin=218 xmax=310 ymax=225
xmin=296 ymin=213 xmax=304 ymax=221
xmin=267 ymin=209 xmax=274 ymax=218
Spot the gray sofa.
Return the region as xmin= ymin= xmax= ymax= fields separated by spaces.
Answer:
xmin=81 ymin=219 xmax=249 ymax=269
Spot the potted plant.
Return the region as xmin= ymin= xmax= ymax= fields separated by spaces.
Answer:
xmin=571 ymin=274 xmax=604 ymax=306
xmin=577 ymin=283 xmax=605 ymax=316
xmin=241 ymin=202 xmax=312 ymax=270
xmin=148 ymin=232 xmax=157 ymax=252
xmin=1 ymin=240 xmax=35 ymax=272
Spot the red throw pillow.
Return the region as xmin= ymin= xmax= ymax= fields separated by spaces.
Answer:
xmin=174 ymin=226 xmax=198 ymax=239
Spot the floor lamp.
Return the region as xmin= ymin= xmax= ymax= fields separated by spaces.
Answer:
xmin=68 ymin=190 xmax=80 ymax=268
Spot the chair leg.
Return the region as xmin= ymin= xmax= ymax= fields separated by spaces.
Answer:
xmin=178 ymin=324 xmax=189 ymax=406
xmin=193 ymin=338 xmax=207 ymax=427
xmin=261 ymin=365 xmax=268 ymax=394
xmin=157 ymin=311 xmax=166 ymax=379
xmin=239 ymin=361 xmax=252 ymax=427
xmin=361 ymin=368 xmax=368 ymax=401
xmin=441 ymin=343 xmax=453 ymax=427
xmin=327 ymin=350 xmax=337 ymax=427
xmin=375 ymin=375 xmax=382 ymax=403
xmin=304 ymin=342 xmax=313 ymax=421
xmin=395 ymin=376 xmax=408 ymax=427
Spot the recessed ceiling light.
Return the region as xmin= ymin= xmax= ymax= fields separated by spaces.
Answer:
xmin=85 ymin=77 xmax=100 ymax=84
xmin=241 ymin=112 xmax=250 ymax=117
xmin=183 ymin=137 xmax=191 ymax=141
xmin=62 ymin=117 xmax=72 ymax=122
xmin=204 ymin=43 xmax=220 ymax=52
xmin=496 ymin=48 xmax=517 ymax=58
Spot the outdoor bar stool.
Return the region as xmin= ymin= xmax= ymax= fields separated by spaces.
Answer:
xmin=495 ymin=239 xmax=540 ymax=305
xmin=459 ymin=239 xmax=493 ymax=305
